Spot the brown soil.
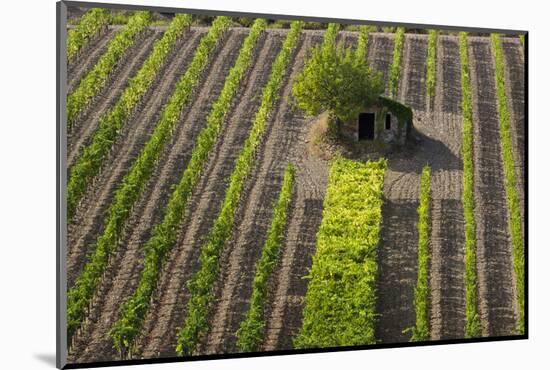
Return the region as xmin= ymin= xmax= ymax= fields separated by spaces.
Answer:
xmin=402 ymin=35 xmax=428 ymax=111
xmin=260 ymin=33 xmax=329 ymax=351
xmin=67 ymin=29 xmax=161 ymax=166
xmin=201 ymin=32 xmax=312 ymax=355
xmin=66 ymin=30 xmax=204 ymax=288
xmin=65 ymin=29 xmax=525 ymax=362
xmin=428 ymin=36 xmax=466 ymax=340
xmin=468 ymin=37 xmax=519 ymax=337
xmin=375 ymin=35 xmax=423 ymax=343
xmin=67 ymin=6 xmax=87 ymax=24
xmin=342 ymin=31 xmax=359 ymax=49
xmin=68 ymin=28 xmax=115 ymax=92
xmin=368 ymin=33 xmax=395 ymax=96
xmin=67 ymin=30 xmax=245 ymax=363
xmin=502 ymin=39 xmax=525 ymax=223
xmin=134 ymin=31 xmax=284 ymax=360
xmin=440 ymin=37 xmax=464 ymax=115
xmin=375 ymin=34 xmax=469 ymax=343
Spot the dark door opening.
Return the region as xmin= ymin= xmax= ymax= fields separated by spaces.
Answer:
xmin=358 ymin=113 xmax=375 ymax=140
xmin=385 ymin=113 xmax=392 ymax=130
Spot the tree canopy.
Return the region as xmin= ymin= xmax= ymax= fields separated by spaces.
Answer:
xmin=292 ymin=44 xmax=384 ymax=122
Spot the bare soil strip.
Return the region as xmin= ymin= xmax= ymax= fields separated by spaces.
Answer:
xmin=261 ymin=32 xmax=329 ymax=352
xmin=66 ymin=30 xmax=204 ymax=288
xmin=335 ymin=31 xmax=345 ymax=46
xmin=263 ymin=169 xmax=328 ymax=351
xmin=64 ymin=28 xmax=524 ymax=359
xmin=341 ymin=31 xmax=359 ymax=49
xmin=501 ymin=38 xmax=525 ymax=223
xmin=67 ymin=30 xmax=161 ymax=166
xmin=68 ymin=28 xmax=116 ymax=93
xmin=430 ymin=199 xmax=465 ymax=339
xmin=428 ymin=35 xmax=467 ymax=340
xmin=67 ymin=31 xmax=245 ymax=364
xmin=135 ymin=32 xmax=284 ymax=360
xmin=368 ymin=33 xmax=395 ymax=96
xmin=469 ymin=37 xmax=518 ymax=337
xmin=67 ymin=6 xmax=86 ymax=22
xmin=202 ymin=33 xmax=311 ymax=355
xmin=335 ymin=30 xmax=359 ymax=50
xmin=375 ymin=34 xmax=422 ymax=344
xmin=376 ymin=196 xmax=419 ymax=344
xmin=440 ymin=37 xmax=463 ymax=115
xmin=376 ymin=34 xmax=468 ymax=343
xmin=402 ymin=35 xmax=428 ymax=111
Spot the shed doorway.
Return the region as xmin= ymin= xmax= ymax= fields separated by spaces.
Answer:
xmin=358 ymin=113 xmax=375 ymax=140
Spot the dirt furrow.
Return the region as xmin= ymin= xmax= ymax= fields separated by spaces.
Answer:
xmin=67 ymin=6 xmax=86 ymax=22
xmin=68 ymin=28 xmax=115 ymax=93
xmin=428 ymin=35 xmax=466 ymax=340
xmin=440 ymin=37 xmax=463 ymax=115
xmin=402 ymin=35 xmax=428 ymax=111
xmin=367 ymin=33 xmax=395 ymax=95
xmin=341 ymin=31 xmax=358 ymax=49
xmin=502 ymin=38 xmax=525 ymax=223
xmin=430 ymin=198 xmax=464 ymax=339
xmin=66 ymin=30 xmax=204 ymax=288
xmin=67 ymin=31 xmax=244 ymax=364
xmin=335 ymin=31 xmax=344 ymax=46
xmin=262 ymin=34 xmax=328 ymax=352
xmin=67 ymin=29 xmax=161 ymax=166
xmin=262 ymin=164 xmax=328 ymax=351
xmin=469 ymin=37 xmax=518 ymax=337
xmin=202 ymin=33 xmax=310 ymax=355
xmin=374 ymin=33 xmax=423 ymax=344
xmin=375 ymin=197 xmax=419 ymax=343
xmin=135 ymin=31 xmax=285 ymax=360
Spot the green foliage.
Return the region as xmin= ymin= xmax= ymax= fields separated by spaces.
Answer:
xmin=388 ymin=27 xmax=405 ymax=97
xmin=67 ymin=8 xmax=110 ymax=61
xmin=490 ymin=33 xmax=525 ymax=334
xmin=459 ymin=32 xmax=481 ymax=338
xmin=519 ymin=35 xmax=525 ymax=47
xmin=109 ymin=12 xmax=132 ymax=25
xmin=66 ymin=11 xmax=152 ymax=130
xmin=192 ymin=15 xmax=215 ymax=26
xmin=326 ymin=111 xmax=341 ymax=140
xmin=107 ymin=19 xmax=267 ymax=355
xmin=304 ymin=22 xmax=327 ymax=30
xmin=292 ymin=43 xmax=383 ymax=123
xmin=234 ymin=16 xmax=254 ymax=27
xmin=382 ymin=26 xmax=396 ymax=33
xmin=378 ymin=96 xmax=412 ymax=127
xmin=66 ymin=16 xmax=232 ymax=343
xmin=235 ymin=163 xmax=295 ymax=352
xmin=344 ymin=25 xmax=361 ymax=32
xmin=150 ymin=19 xmax=172 ymax=27
xmin=411 ymin=166 xmax=431 ymax=341
xmin=67 ymin=13 xmax=192 ymax=219
xmin=355 ymin=25 xmax=373 ymax=62
xmin=294 ymin=158 xmax=387 ymax=348
xmin=175 ymin=21 xmax=304 ymax=356
xmin=426 ymin=30 xmax=438 ymax=98
xmin=266 ymin=20 xmax=326 ymax=30
xmin=109 ymin=11 xmax=161 ymax=25
xmin=268 ymin=20 xmax=292 ymax=29
xmin=322 ymin=23 xmax=340 ymax=52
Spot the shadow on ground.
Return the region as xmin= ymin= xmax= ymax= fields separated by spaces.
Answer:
xmin=33 ymin=353 xmax=56 ymax=367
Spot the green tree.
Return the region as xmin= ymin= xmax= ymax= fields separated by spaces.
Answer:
xmin=293 ymin=44 xmax=383 ymax=122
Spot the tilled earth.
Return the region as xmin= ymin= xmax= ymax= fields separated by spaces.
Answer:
xmin=66 ymin=26 xmax=525 ymax=364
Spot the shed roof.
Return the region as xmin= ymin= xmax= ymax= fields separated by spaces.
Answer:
xmin=376 ymin=96 xmax=413 ymax=123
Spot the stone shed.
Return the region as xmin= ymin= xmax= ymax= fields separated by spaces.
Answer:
xmin=337 ymin=96 xmax=413 ymax=145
